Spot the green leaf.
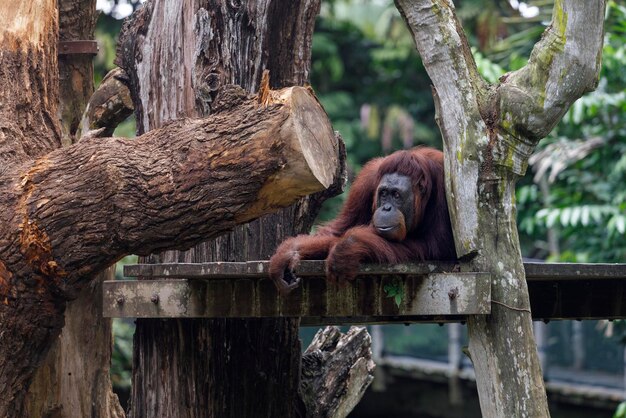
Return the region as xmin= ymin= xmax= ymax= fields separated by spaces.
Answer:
xmin=617 ymin=215 xmax=626 ymax=234
xmin=394 ymin=294 xmax=402 ymax=308
xmin=560 ymin=207 xmax=572 ymax=227
xmin=581 ymin=206 xmax=590 ymax=226
xmin=590 ymin=206 xmax=603 ymax=224
xmin=570 ymin=206 xmax=581 ymax=226
xmin=546 ymin=209 xmax=560 ymax=228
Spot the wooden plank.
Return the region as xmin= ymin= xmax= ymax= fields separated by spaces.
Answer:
xmin=111 ymin=261 xmax=626 ymax=323
xmin=123 ymin=260 xmax=458 ymax=278
xmin=524 ymin=262 xmax=626 ymax=281
xmin=124 ymin=261 xmax=626 ymax=280
xmin=523 ymin=263 xmax=626 ymax=320
xmin=103 ymin=272 xmax=491 ymax=320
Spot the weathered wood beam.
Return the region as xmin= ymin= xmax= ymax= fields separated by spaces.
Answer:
xmin=103 ymin=261 xmax=626 ymax=324
xmin=104 ymin=270 xmax=491 ymax=322
xmin=123 ymin=260 xmax=458 ymax=278
xmin=123 ymin=261 xmax=626 ymax=281
xmin=104 ymin=261 xmax=490 ymax=324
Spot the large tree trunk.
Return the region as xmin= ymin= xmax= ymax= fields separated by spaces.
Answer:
xmin=27 ymin=268 xmax=125 ymax=418
xmin=395 ymin=0 xmax=605 ymax=416
xmin=117 ymin=1 xmax=344 ymax=417
xmin=26 ymin=2 xmax=124 ymax=417
xmin=0 ymin=0 xmax=339 ymax=415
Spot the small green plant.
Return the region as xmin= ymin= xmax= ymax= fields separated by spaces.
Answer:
xmin=614 ymin=401 xmax=626 ymax=418
xmin=384 ymin=278 xmax=405 ymax=308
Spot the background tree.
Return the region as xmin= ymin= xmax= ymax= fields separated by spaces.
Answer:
xmin=25 ymin=2 xmax=125 ymax=416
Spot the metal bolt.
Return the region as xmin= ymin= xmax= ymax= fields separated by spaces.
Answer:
xmin=151 ymin=293 xmax=160 ymax=304
xmin=448 ymin=288 xmax=459 ymax=300
xmin=116 ymin=296 xmax=125 ymax=306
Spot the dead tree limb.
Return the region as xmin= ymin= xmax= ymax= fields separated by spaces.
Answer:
xmin=300 ymin=327 xmax=375 ymax=418
xmin=78 ymin=67 xmax=134 ymax=139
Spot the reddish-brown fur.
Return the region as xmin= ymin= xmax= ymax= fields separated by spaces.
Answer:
xmin=269 ymin=147 xmax=456 ymax=294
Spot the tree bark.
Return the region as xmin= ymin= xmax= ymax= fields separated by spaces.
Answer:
xmin=118 ymin=1 xmax=345 ymax=417
xmin=395 ymin=0 xmax=605 ymax=417
xmin=1 ymin=83 xmax=337 ymax=281
xmin=300 ymin=327 xmax=375 ymax=418
xmin=0 ymin=1 xmax=339 ymax=415
xmin=78 ymin=67 xmax=134 ymax=139
xmin=0 ymin=0 xmax=61 ymax=165
xmin=26 ymin=269 xmax=125 ymax=418
xmin=25 ymin=2 xmax=125 ymax=417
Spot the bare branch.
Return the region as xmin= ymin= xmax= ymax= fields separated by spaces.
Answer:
xmin=395 ymin=0 xmax=487 ymax=124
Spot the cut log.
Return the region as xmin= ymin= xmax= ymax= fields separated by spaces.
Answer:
xmin=0 ymin=82 xmax=338 ymax=416
xmin=2 ymin=83 xmax=339 ymax=286
xmin=300 ymin=326 xmax=375 ymax=418
xmin=236 ymin=83 xmax=339 ymax=221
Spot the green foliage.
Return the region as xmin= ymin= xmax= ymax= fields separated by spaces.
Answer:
xmin=111 ymin=319 xmax=134 ymax=390
xmin=472 ymin=48 xmax=505 ymax=83
xmin=95 ymin=14 xmax=124 ymax=84
xmin=614 ymin=402 xmax=626 ymax=418
xmin=383 ymin=278 xmax=404 ymax=308
xmin=515 ymin=1 xmax=626 ymax=263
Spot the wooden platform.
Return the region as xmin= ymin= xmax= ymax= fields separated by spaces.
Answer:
xmin=102 ymin=261 xmax=626 ymax=325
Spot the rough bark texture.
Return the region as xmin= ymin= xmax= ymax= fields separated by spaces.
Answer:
xmin=0 ymin=2 xmax=64 ymax=416
xmin=300 ymin=327 xmax=375 ymax=418
xmin=0 ymin=83 xmax=334 ymax=417
xmin=0 ymin=1 xmax=339 ymax=415
xmin=2 ymin=84 xmax=336 ymax=287
xmin=57 ymin=0 xmax=98 ymax=146
xmin=118 ymin=1 xmax=346 ymax=417
xmin=25 ymin=2 xmax=125 ymax=417
xmin=27 ymin=269 xmax=125 ymax=418
xmin=0 ymin=0 xmax=61 ymax=166
xmin=394 ymin=0 xmax=605 ymax=417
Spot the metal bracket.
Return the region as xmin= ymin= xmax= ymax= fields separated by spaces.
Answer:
xmin=58 ymin=40 xmax=99 ymax=55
